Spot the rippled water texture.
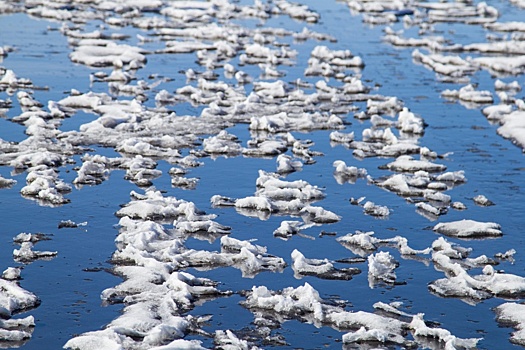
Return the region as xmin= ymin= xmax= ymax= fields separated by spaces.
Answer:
xmin=1 ymin=0 xmax=525 ymax=349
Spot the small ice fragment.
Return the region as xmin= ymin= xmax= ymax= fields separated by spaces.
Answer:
xmin=0 ymin=175 xmax=16 ymax=188
xmin=332 ymin=160 xmax=367 ymax=178
xmin=276 ymin=154 xmax=303 ymax=174
xmin=292 ymin=249 xmax=359 ymax=280
xmin=410 ymin=313 xmax=481 ymax=349
xmin=214 ymin=330 xmax=254 ymax=350
xmin=273 ymin=221 xmax=302 ymax=239
xmin=363 ymin=201 xmax=390 ymax=217
xmin=13 ymin=242 xmax=57 ymax=262
xmin=384 ymin=155 xmax=446 ymax=173
xmin=368 ymin=251 xmax=398 ymax=286
xmin=451 ymin=201 xmax=467 ymax=210
xmin=473 ymin=194 xmax=494 ymax=206
xmin=495 ymin=249 xmax=516 ymax=262
xmin=337 ymin=231 xmax=378 ymax=251
xmin=58 ymin=220 xmax=87 ymax=229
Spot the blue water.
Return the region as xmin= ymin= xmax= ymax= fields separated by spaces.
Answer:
xmin=0 ymin=1 xmax=525 ymax=349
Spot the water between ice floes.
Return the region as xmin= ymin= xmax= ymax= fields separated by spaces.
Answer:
xmin=0 ymin=0 xmax=525 ymax=349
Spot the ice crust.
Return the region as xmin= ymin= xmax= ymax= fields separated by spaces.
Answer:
xmin=0 ymin=0 xmax=522 ymax=348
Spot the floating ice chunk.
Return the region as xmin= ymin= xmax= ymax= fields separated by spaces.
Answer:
xmin=0 ymin=175 xmax=16 ymax=188
xmin=57 ymin=91 xmax=111 ymax=110
xmin=214 ymin=330 xmax=257 ymax=350
xmin=292 ymin=249 xmax=332 ymax=275
xmin=2 ymin=267 xmax=21 ymax=281
xmin=368 ymin=251 xmax=398 ymax=285
xmin=243 ymin=283 xmax=323 ymax=315
xmin=333 ymin=160 xmax=367 ymax=184
xmin=410 ymin=313 xmax=481 ymax=349
xmin=497 ymin=110 xmax=525 ymax=151
xmin=375 ymin=173 xmax=422 ymax=197
xmin=242 ymin=139 xmax=288 ymax=157
xmin=20 ymin=168 xmax=71 ymax=205
xmin=0 ymin=69 xmax=33 ymax=88
xmin=202 ymin=130 xmax=242 ymax=155
xmin=235 ymin=196 xmax=274 ymax=212
xmin=58 ymin=220 xmax=87 ymax=229
xmin=442 ymin=84 xmax=494 ymax=105
xmin=384 ymin=155 xmax=446 ymax=173
xmin=276 ymin=0 xmax=320 ymax=23
xmin=220 ymin=236 xmax=266 ymax=255
xmin=495 ymin=249 xmax=516 ymax=262
xmin=116 ymin=189 xmax=216 ymax=223
xmin=292 ymin=249 xmax=360 ymax=280
xmin=363 ymin=201 xmax=390 ymax=217
xmin=256 ymin=170 xmax=324 ymax=202
xmin=433 ymin=219 xmax=502 ymax=238
xmin=396 ymin=107 xmax=425 ymax=134
xmin=337 ymin=231 xmax=379 ymax=252
xmin=16 ymin=91 xmax=42 ymax=110
xmin=451 ymin=201 xmax=467 ymax=210
xmin=435 ymin=170 xmax=466 ymax=183
xmin=342 ymin=326 xmax=404 ymax=346
xmin=9 ymin=150 xmax=66 ymax=170
xmin=13 ymin=242 xmax=57 ymax=262
xmin=148 ymin=339 xmax=207 ymax=350
xmin=416 ymin=202 xmax=445 ymax=219
xmin=176 ymin=220 xmax=231 ymax=235
xmin=0 ymin=279 xmax=39 ymax=318
xmin=367 ymin=96 xmax=402 ymax=115
xmin=249 ymin=111 xmax=343 ymax=134
xmin=423 ymin=189 xmax=451 ymax=205
xmin=70 ymin=43 xmax=147 ymax=68
xmin=482 ymin=104 xmax=514 ymax=122
xmin=177 ymin=245 xmax=286 ymax=278
xmin=394 ymin=236 xmax=432 ymax=256
xmin=495 ymin=302 xmax=525 ymax=346
xmin=124 ymin=156 xmax=162 ymax=187
xmin=74 ymin=160 xmax=109 ymax=185
xmin=273 ymin=221 xmax=303 ymax=239
xmin=0 ymin=315 xmax=35 ymax=342
xmin=432 ymin=237 xmax=472 ymax=260
xmin=300 ymin=205 xmax=341 ymax=223
xmin=473 ymin=194 xmax=494 ymax=206
xmin=276 ymin=154 xmax=302 ymax=174
xmin=363 ymin=128 xmax=398 ymax=145
xmin=210 ymin=195 xmax=236 ymax=207
xmin=494 ymin=79 xmax=521 ymax=92
xmin=64 ymin=328 xmax=130 ymax=350
xmin=329 ymin=130 xmax=354 ymax=144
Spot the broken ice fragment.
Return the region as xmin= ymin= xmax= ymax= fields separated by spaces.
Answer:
xmin=433 ymin=219 xmax=502 ymax=238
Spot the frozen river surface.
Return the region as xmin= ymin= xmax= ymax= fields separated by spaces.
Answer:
xmin=1 ymin=0 xmax=525 ymax=349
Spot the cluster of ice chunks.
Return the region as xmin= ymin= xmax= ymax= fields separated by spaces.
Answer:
xmin=343 ymin=0 xmax=525 ymax=150
xmin=0 ymin=0 xmax=523 ymax=347
xmin=0 ymin=231 xmax=60 ymax=344
xmin=241 ymin=282 xmax=481 ymax=349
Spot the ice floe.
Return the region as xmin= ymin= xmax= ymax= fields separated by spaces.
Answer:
xmin=291 ymin=249 xmax=360 ymax=280
xmin=433 ymin=219 xmax=503 ymax=238
xmin=368 ymin=251 xmax=399 ymax=286
xmin=495 ymin=302 xmax=525 ymax=346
